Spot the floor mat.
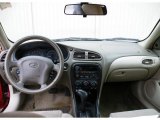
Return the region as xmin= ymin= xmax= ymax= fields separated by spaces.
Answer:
xmin=19 ymin=95 xmax=35 ymax=111
xmin=99 ymin=82 xmax=146 ymax=117
xmin=34 ymin=91 xmax=71 ymax=113
xmin=19 ymin=85 xmax=72 ymax=113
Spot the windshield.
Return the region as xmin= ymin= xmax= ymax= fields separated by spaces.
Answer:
xmin=0 ymin=1 xmax=160 ymax=42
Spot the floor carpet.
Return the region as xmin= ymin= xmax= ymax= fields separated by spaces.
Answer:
xmin=99 ymin=82 xmax=146 ymax=117
xmin=19 ymin=85 xmax=72 ymax=113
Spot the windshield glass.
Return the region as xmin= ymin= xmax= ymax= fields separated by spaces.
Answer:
xmin=0 ymin=1 xmax=160 ymax=42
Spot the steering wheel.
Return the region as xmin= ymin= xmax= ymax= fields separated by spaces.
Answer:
xmin=4 ymin=35 xmax=64 ymax=94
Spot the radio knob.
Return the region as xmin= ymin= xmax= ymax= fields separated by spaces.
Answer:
xmin=75 ymin=66 xmax=80 ymax=71
xmin=76 ymin=74 xmax=79 ymax=78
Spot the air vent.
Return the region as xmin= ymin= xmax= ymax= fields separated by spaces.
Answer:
xmin=88 ymin=52 xmax=101 ymax=59
xmin=0 ymin=50 xmax=7 ymax=62
xmin=1 ymin=53 xmax=6 ymax=62
xmin=73 ymin=51 xmax=85 ymax=59
xmin=142 ymin=59 xmax=153 ymax=65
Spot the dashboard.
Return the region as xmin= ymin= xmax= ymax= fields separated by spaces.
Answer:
xmin=10 ymin=39 xmax=160 ymax=83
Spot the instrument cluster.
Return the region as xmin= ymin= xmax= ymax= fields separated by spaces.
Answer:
xmin=15 ymin=42 xmax=69 ymax=63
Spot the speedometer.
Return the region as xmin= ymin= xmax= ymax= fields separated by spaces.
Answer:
xmin=47 ymin=50 xmax=58 ymax=63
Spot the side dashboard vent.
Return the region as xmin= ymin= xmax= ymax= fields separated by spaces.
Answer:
xmin=0 ymin=51 xmax=7 ymax=62
xmin=88 ymin=52 xmax=101 ymax=59
xmin=73 ymin=51 xmax=85 ymax=59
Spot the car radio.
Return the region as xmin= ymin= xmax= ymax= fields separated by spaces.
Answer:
xmin=72 ymin=64 xmax=101 ymax=90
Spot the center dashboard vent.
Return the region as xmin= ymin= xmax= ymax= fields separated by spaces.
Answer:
xmin=73 ymin=50 xmax=102 ymax=60
xmin=88 ymin=52 xmax=101 ymax=59
xmin=73 ymin=51 xmax=85 ymax=59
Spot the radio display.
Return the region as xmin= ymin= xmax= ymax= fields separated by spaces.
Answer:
xmin=74 ymin=65 xmax=100 ymax=80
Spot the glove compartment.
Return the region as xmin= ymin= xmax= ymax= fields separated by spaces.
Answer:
xmin=106 ymin=56 xmax=160 ymax=82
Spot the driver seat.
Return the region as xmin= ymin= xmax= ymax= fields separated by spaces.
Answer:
xmin=0 ymin=110 xmax=73 ymax=118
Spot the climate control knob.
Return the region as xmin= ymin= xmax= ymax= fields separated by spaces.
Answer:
xmin=75 ymin=81 xmax=82 ymax=86
xmin=90 ymin=81 xmax=97 ymax=87
xmin=83 ymin=81 xmax=89 ymax=87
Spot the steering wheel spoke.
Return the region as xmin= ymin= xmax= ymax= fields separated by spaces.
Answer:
xmin=40 ymin=84 xmax=47 ymax=89
xmin=16 ymin=81 xmax=24 ymax=88
xmin=53 ymin=63 xmax=60 ymax=72
xmin=9 ymin=60 xmax=18 ymax=68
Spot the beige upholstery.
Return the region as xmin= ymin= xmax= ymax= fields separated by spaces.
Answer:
xmin=110 ymin=109 xmax=159 ymax=118
xmin=0 ymin=110 xmax=73 ymax=118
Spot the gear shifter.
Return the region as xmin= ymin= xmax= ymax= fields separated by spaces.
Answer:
xmin=76 ymin=89 xmax=88 ymax=112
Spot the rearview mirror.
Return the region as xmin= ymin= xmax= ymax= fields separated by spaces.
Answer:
xmin=64 ymin=2 xmax=107 ymax=17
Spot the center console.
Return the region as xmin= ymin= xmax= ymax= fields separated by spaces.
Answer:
xmin=71 ymin=63 xmax=102 ymax=117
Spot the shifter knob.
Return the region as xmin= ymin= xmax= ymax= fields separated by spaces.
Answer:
xmin=76 ymin=89 xmax=88 ymax=101
xmin=76 ymin=89 xmax=88 ymax=111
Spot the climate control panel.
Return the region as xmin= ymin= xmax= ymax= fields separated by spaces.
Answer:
xmin=75 ymin=80 xmax=98 ymax=90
